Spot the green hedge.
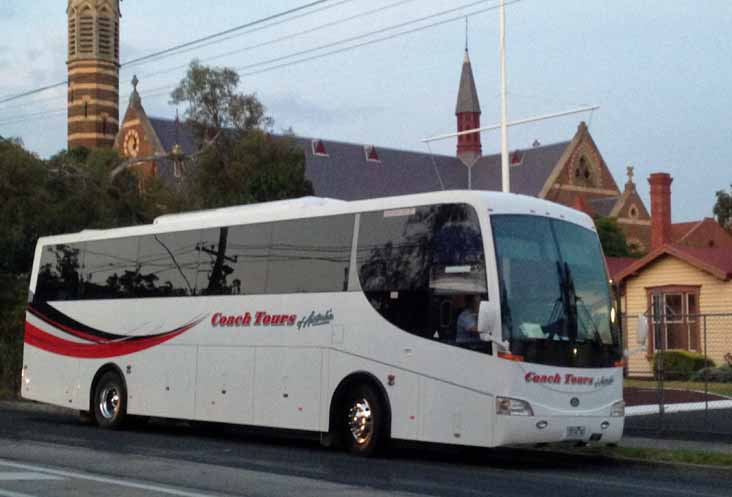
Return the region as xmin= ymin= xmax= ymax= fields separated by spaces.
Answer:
xmin=690 ymin=365 xmax=732 ymax=383
xmin=652 ymin=351 xmax=715 ymax=381
xmin=0 ymin=274 xmax=26 ymax=399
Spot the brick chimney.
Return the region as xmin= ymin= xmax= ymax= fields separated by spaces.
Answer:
xmin=649 ymin=172 xmax=673 ymax=250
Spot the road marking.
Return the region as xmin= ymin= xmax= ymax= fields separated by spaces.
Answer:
xmin=626 ymin=399 xmax=732 ymax=416
xmin=0 ymin=459 xmax=232 ymax=497
xmin=0 ymin=490 xmax=43 ymax=497
xmin=0 ymin=472 xmax=63 ymax=481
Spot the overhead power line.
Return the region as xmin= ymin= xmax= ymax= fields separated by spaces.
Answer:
xmin=0 ymin=0 xmax=525 ymax=128
xmin=125 ymin=0 xmax=519 ymax=101
xmin=0 ymin=0 xmax=336 ymax=107
xmin=121 ymin=0 xmax=343 ymax=68
xmin=126 ymin=0 xmax=362 ymax=70
xmin=0 ymin=0 xmax=391 ymax=113
xmin=140 ymin=0 xmax=419 ymax=79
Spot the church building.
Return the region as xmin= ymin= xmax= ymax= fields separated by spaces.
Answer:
xmin=66 ymin=1 xmax=654 ymax=252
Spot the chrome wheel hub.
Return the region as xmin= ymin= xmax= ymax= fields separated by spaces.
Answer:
xmin=347 ymin=398 xmax=373 ymax=445
xmin=99 ymin=386 xmax=120 ymax=420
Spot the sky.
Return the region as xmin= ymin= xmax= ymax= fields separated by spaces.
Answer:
xmin=0 ymin=0 xmax=730 ymax=222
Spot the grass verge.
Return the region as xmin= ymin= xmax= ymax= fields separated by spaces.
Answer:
xmin=0 ymin=386 xmax=16 ymax=401
xmin=624 ymin=379 xmax=732 ymax=397
xmin=604 ymin=446 xmax=732 ymax=467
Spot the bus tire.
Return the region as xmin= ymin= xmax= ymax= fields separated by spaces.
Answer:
xmin=92 ymin=371 xmax=127 ymax=429
xmin=342 ymin=383 xmax=384 ymax=456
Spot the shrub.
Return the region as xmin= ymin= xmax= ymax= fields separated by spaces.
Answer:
xmin=0 ymin=274 xmax=27 ymax=399
xmin=690 ymin=365 xmax=732 ymax=383
xmin=652 ymin=351 xmax=715 ymax=381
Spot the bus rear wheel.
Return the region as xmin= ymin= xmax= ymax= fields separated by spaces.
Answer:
xmin=92 ymin=371 xmax=127 ymax=429
xmin=342 ymin=384 xmax=384 ymax=456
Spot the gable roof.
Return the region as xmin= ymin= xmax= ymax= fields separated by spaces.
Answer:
xmin=616 ymin=243 xmax=732 ymax=282
xmin=146 ymin=117 xmax=570 ymax=201
xmin=666 ymin=218 xmax=732 ymax=252
xmin=605 ymin=256 xmax=637 ymax=282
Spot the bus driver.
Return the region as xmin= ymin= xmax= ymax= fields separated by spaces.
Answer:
xmin=456 ymin=295 xmax=482 ymax=346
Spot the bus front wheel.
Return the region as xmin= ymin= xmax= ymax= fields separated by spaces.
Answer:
xmin=92 ymin=371 xmax=127 ymax=429
xmin=342 ymin=384 xmax=384 ymax=456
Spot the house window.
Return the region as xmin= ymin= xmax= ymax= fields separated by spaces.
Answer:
xmin=648 ymin=286 xmax=701 ymax=352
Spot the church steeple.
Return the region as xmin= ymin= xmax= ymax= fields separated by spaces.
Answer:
xmin=67 ymin=0 xmax=121 ymax=149
xmin=455 ymin=48 xmax=482 ymax=165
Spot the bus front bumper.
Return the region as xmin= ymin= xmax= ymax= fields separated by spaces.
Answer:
xmin=493 ymin=414 xmax=624 ymax=447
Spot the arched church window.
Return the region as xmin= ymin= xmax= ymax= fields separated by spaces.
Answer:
xmin=629 ymin=205 xmax=639 ymax=219
xmin=114 ymin=19 xmax=120 ymax=60
xmin=68 ymin=11 xmax=77 ymax=58
xmin=574 ymin=155 xmax=595 ymax=187
xmin=78 ymin=7 xmax=94 ymax=55
xmin=97 ymin=7 xmax=113 ymax=57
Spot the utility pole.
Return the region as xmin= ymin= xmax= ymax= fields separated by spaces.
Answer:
xmin=499 ymin=0 xmax=509 ymax=193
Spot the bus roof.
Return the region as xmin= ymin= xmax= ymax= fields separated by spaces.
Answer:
xmin=36 ymin=190 xmax=594 ymax=246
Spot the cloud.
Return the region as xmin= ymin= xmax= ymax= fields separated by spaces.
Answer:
xmin=267 ymin=93 xmax=382 ymax=132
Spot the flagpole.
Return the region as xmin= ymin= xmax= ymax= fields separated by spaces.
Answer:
xmin=499 ymin=0 xmax=509 ymax=193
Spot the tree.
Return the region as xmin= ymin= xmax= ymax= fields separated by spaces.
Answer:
xmin=181 ymin=129 xmax=313 ymax=210
xmin=0 ymin=138 xmax=49 ymax=276
xmin=595 ymin=217 xmax=638 ymax=257
xmin=45 ymin=147 xmax=175 ymax=231
xmin=170 ymin=59 xmax=272 ymax=140
xmin=714 ymin=186 xmax=732 ymax=232
xmin=171 ymin=61 xmax=313 ymax=209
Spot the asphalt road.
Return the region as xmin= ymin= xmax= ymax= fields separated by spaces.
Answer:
xmin=0 ymin=402 xmax=731 ymax=497
xmin=625 ymin=407 xmax=732 ymax=442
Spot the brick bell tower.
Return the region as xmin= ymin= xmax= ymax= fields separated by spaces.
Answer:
xmin=455 ymin=48 xmax=482 ymax=166
xmin=67 ymin=0 xmax=121 ymax=149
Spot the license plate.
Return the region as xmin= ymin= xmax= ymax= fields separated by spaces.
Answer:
xmin=565 ymin=426 xmax=586 ymax=439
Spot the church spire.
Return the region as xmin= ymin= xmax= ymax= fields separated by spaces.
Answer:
xmin=455 ymin=41 xmax=482 ymax=165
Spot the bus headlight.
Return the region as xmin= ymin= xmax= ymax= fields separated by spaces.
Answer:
xmin=610 ymin=400 xmax=625 ymax=417
xmin=496 ymin=396 xmax=534 ymax=416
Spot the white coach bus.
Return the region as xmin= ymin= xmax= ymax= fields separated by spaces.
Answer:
xmin=22 ymin=191 xmax=624 ymax=455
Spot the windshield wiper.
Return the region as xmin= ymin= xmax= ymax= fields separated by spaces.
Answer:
xmin=558 ymin=262 xmax=579 ymax=343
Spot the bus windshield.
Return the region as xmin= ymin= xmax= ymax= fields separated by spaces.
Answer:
xmin=491 ymin=215 xmax=620 ymax=367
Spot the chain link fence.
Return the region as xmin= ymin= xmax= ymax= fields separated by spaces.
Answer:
xmin=623 ymin=313 xmax=732 ymax=440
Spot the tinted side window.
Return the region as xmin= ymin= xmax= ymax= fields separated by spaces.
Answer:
xmin=199 ymin=224 xmax=271 ymax=295
xmin=35 ymin=243 xmax=84 ymax=302
xmin=357 ymin=204 xmax=488 ymax=351
xmin=83 ymin=237 xmax=139 ymax=299
xmin=137 ymin=231 xmax=201 ymax=297
xmin=268 ymin=215 xmax=354 ymax=293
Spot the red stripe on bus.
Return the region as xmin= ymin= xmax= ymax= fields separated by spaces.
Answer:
xmin=27 ymin=308 xmax=110 ymax=344
xmin=23 ymin=319 xmax=201 ymax=359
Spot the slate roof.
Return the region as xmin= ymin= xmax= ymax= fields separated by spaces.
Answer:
xmin=589 ymin=196 xmax=619 ymax=217
xmin=455 ymin=50 xmax=481 ymax=114
xmin=147 ymin=118 xmax=570 ymax=201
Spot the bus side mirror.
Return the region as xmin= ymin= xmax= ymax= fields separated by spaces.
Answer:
xmin=636 ymin=314 xmax=648 ymax=346
xmin=478 ymin=300 xmax=499 ymax=341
